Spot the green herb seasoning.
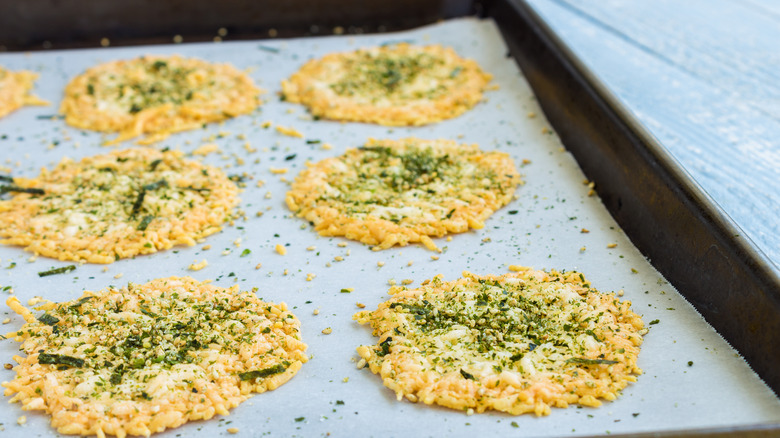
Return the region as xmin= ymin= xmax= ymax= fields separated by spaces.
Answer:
xmin=287 ymin=138 xmax=521 ymax=251
xmin=3 ymin=277 xmax=308 ymax=429
xmin=355 ymin=269 xmax=646 ymax=415
xmin=38 ymin=265 xmax=77 ymax=277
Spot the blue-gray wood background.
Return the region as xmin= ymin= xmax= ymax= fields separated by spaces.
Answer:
xmin=527 ymin=0 xmax=780 ymax=272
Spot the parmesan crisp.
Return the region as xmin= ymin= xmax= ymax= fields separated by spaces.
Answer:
xmin=60 ymin=55 xmax=262 ymax=145
xmin=0 ymin=66 xmax=48 ymax=118
xmin=354 ymin=269 xmax=644 ymax=416
xmin=0 ymin=147 xmax=239 ymax=263
xmin=281 ymin=44 xmax=492 ymax=126
xmin=2 ymin=277 xmax=308 ymax=438
xmin=286 ymin=138 xmax=521 ymax=251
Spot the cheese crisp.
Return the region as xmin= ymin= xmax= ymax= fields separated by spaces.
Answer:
xmin=0 ymin=66 xmax=48 ymax=118
xmin=281 ymin=44 xmax=492 ymax=126
xmin=286 ymin=138 xmax=520 ymax=251
xmin=2 ymin=277 xmax=308 ymax=437
xmin=354 ymin=269 xmax=645 ymax=416
xmin=60 ymin=55 xmax=261 ymax=145
xmin=0 ymin=147 xmax=239 ymax=263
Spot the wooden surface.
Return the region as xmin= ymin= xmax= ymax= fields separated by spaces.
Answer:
xmin=526 ymin=0 xmax=780 ymax=272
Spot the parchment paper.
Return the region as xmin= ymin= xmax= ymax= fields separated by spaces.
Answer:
xmin=0 ymin=18 xmax=778 ymax=438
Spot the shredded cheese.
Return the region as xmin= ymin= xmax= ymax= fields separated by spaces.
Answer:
xmin=354 ymin=268 xmax=644 ymax=416
xmin=281 ymin=44 xmax=492 ymax=126
xmin=286 ymin=138 xmax=520 ymax=251
xmin=2 ymin=277 xmax=307 ymax=437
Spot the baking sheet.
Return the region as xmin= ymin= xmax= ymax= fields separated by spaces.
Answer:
xmin=0 ymin=18 xmax=778 ymax=437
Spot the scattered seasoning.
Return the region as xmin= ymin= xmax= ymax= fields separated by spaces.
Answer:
xmin=227 ymin=427 xmax=239 ymax=434
xmin=240 ymin=249 xmax=251 ymax=257
xmin=38 ymin=353 xmax=85 ymax=368
xmin=0 ymin=185 xmax=45 ymax=196
xmin=580 ymin=228 xmax=590 ymax=233
xmin=137 ymin=215 xmax=154 ymax=231
xmin=687 ymin=361 xmax=693 ymax=367
xmin=275 ymin=244 xmax=287 ymax=255
xmin=238 ymin=364 xmax=287 ymax=381
xmin=38 ymin=265 xmax=76 ymax=277
xmin=565 ymin=358 xmax=619 ymax=366
xmin=649 ymin=319 xmax=660 ymax=325
xmin=607 ymin=243 xmax=618 ymax=248
xmin=37 ymin=313 xmax=59 ymax=325
xmin=294 ymin=417 xmax=305 ymax=422
xmin=511 ymin=421 xmax=519 ymax=428
xmin=322 ymin=327 xmax=333 ymax=335
xmin=459 ymin=369 xmax=475 ymax=380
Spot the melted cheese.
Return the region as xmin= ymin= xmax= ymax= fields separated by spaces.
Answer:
xmin=354 ymin=268 xmax=645 ymax=416
xmin=0 ymin=147 xmax=239 ymax=263
xmin=281 ymin=44 xmax=492 ymax=126
xmin=0 ymin=66 xmax=48 ymax=118
xmin=286 ymin=138 xmax=521 ymax=251
xmin=3 ymin=277 xmax=308 ymax=437
xmin=60 ymin=55 xmax=262 ymax=145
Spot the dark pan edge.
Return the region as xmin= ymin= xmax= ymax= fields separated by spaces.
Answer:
xmin=487 ymin=0 xmax=780 ymax=400
xmin=580 ymin=422 xmax=780 ymax=438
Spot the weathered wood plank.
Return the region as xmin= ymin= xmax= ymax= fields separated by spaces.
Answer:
xmin=526 ymin=0 xmax=780 ymax=268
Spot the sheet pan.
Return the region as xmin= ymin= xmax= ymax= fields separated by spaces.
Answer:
xmin=0 ymin=17 xmax=778 ymax=437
